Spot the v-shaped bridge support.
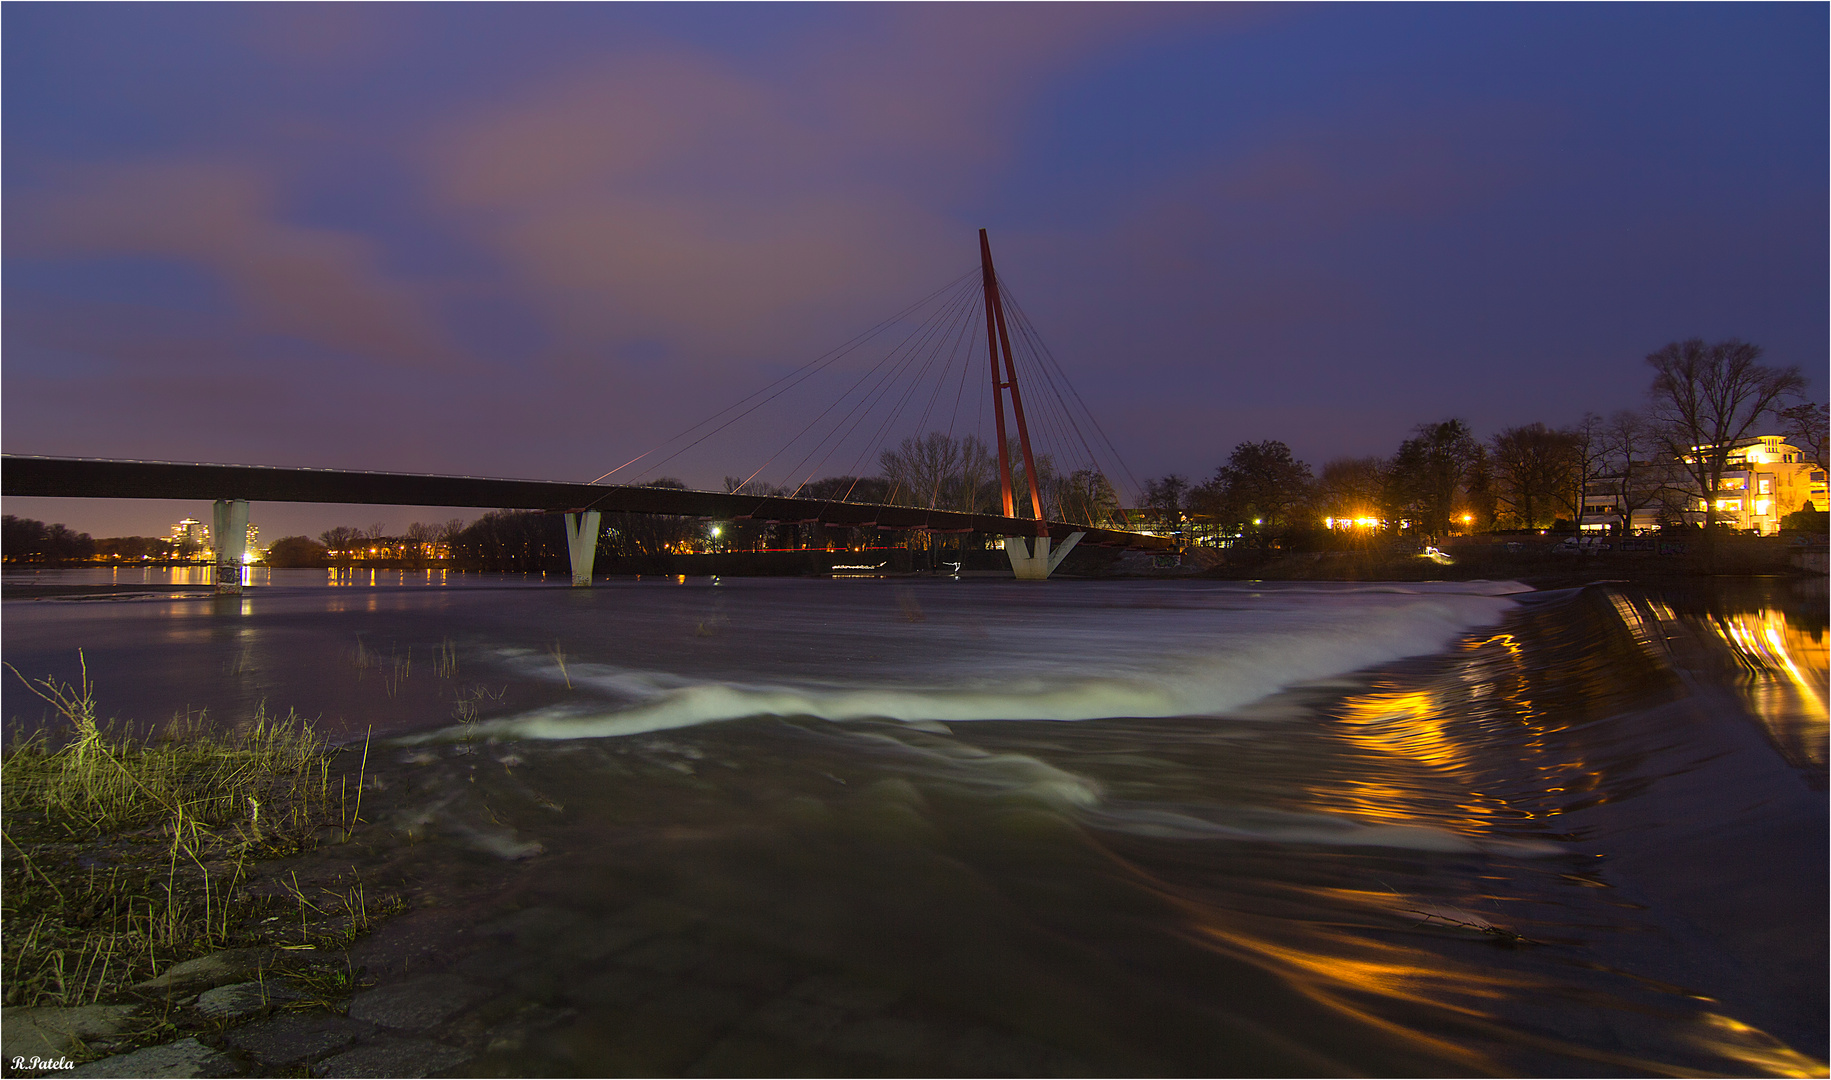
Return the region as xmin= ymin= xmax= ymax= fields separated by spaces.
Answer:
xmin=1003 ymin=532 xmax=1084 ymax=580
xmin=564 ymin=510 xmax=601 ymax=586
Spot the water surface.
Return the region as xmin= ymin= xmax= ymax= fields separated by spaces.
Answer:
xmin=4 ymin=570 xmax=1824 ymax=1075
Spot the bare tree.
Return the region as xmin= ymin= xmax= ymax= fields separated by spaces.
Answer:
xmin=1594 ymin=411 xmax=1672 ymax=534
xmin=955 ymin=436 xmax=997 ymax=514
xmin=1779 ymin=402 xmax=1829 ymax=471
xmin=724 ymin=476 xmax=791 ymax=497
xmin=1314 ymin=457 xmax=1386 ymax=522
xmin=1054 ymin=469 xmax=1120 ymax=527
xmin=1490 ymin=423 xmax=1581 ymax=529
xmin=1568 ymin=413 xmax=1612 ymax=527
xmin=880 ymin=432 xmax=961 ymax=508
xmin=1141 ymin=475 xmax=1189 ymax=531
xmin=1645 ymin=339 xmax=1804 ymax=530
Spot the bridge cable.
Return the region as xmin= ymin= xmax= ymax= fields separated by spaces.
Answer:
xmin=772 ymin=276 xmax=982 ymax=499
xmin=590 ymin=266 xmax=978 ymax=485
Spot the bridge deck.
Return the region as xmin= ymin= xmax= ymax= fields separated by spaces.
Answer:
xmin=2 ymin=456 xmax=1173 ymax=550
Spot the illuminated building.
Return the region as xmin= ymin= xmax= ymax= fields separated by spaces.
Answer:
xmin=169 ymin=518 xmax=209 ymax=551
xmin=1581 ymin=434 xmax=1826 ymax=534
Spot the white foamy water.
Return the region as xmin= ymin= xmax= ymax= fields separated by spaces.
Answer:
xmin=429 ymin=581 xmax=1530 ymax=741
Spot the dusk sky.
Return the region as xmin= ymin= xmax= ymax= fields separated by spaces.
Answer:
xmin=5 ymin=3 xmax=1825 ymax=540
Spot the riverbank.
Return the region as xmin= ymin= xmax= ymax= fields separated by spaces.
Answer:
xmin=8 ymin=531 xmax=1825 ymax=588
xmin=1152 ymin=533 xmax=1830 ymax=589
xmin=0 ymin=677 xmax=412 ymax=1076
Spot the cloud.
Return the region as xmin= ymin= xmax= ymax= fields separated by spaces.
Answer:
xmin=7 ymin=159 xmax=462 ymax=369
xmin=418 ymin=9 xmax=1229 ymax=366
xmin=239 ymin=4 xmax=402 ymax=68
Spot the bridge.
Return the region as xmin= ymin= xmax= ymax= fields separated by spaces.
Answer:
xmin=2 ymin=232 xmax=1173 ymax=589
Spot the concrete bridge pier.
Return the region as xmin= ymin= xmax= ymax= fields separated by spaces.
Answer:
xmin=565 ymin=510 xmax=602 ymax=587
xmin=1004 ymin=532 xmax=1084 ymax=580
xmin=212 ymin=499 xmax=249 ymax=594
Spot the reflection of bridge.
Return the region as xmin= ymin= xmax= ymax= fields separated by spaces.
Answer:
xmin=3 ymin=232 xmax=1172 ymax=588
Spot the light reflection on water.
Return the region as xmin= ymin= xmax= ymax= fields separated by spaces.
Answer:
xmin=1710 ymin=607 xmax=1828 ymax=770
xmin=1 ymin=572 xmax=1824 ymax=1075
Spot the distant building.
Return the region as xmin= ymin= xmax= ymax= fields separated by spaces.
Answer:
xmin=166 ymin=517 xmax=263 ymax=558
xmin=1582 ymin=434 xmax=1826 ymax=535
xmin=169 ymin=518 xmax=209 ymax=550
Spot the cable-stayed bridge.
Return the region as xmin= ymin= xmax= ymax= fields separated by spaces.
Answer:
xmin=3 ymin=232 xmax=1172 ymax=588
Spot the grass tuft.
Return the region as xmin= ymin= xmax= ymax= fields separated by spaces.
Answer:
xmin=2 ymin=658 xmax=399 ymax=1011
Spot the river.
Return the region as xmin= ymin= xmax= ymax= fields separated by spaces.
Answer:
xmin=4 ymin=568 xmax=1825 ymax=1076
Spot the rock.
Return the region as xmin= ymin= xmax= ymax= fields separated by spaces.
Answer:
xmin=310 ymin=1037 xmax=471 ymax=1078
xmin=134 ymin=948 xmax=273 ymax=993
xmin=70 ymin=1038 xmax=235 ymax=1078
xmin=194 ymin=978 xmax=307 ymax=1021
xmin=1 ymin=1004 xmax=140 ymax=1061
xmin=480 ymin=1004 xmax=575 ymax=1054
xmin=226 ymin=1012 xmax=364 ymax=1067
xmin=346 ymin=974 xmax=488 ymax=1032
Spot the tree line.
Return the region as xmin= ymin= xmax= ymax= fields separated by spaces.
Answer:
xmin=1139 ymin=338 xmax=1825 ymax=546
xmin=1 ymin=517 xmax=178 ymax=564
xmin=10 ymin=339 xmax=1822 ymax=570
xmin=720 ymin=432 xmax=1120 ymax=528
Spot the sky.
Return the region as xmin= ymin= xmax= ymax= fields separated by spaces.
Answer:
xmin=5 ymin=3 xmax=1825 ymax=539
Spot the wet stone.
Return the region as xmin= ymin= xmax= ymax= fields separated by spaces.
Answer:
xmin=347 ymin=973 xmax=490 ymax=1032
xmin=1 ymin=1004 xmax=140 ymax=1061
xmin=134 ymin=949 xmax=273 ymax=994
xmin=450 ymin=943 xmax=540 ymax=983
xmin=481 ymin=1003 xmax=577 ymax=1054
xmin=225 ymin=1012 xmax=364 ymax=1067
xmin=477 ymin=906 xmax=590 ymax=952
xmin=566 ymin=963 xmax=668 ymax=1008
xmin=70 ymin=1037 xmax=235 ymax=1078
xmin=570 ymin=917 xmax=658 ymax=962
xmin=345 ymin=906 xmax=483 ymax=981
xmin=310 ymin=1036 xmax=471 ymax=1078
xmin=194 ymin=977 xmax=306 ymax=1020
